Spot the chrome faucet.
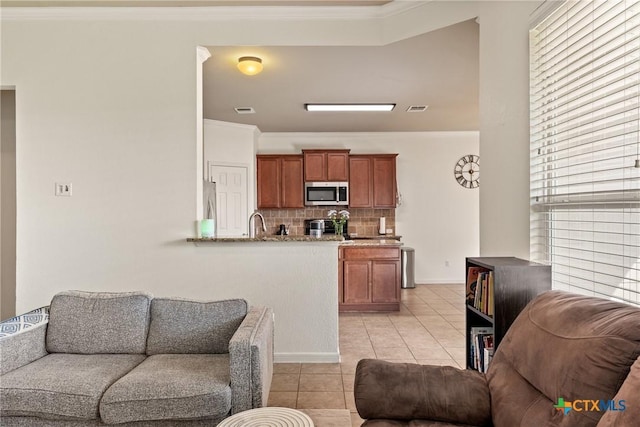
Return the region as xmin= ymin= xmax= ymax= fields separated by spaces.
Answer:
xmin=248 ymin=211 xmax=267 ymax=238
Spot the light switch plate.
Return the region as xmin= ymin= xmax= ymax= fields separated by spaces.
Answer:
xmin=55 ymin=183 xmax=72 ymax=196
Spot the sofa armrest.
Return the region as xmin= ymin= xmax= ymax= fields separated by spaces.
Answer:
xmin=355 ymin=359 xmax=491 ymax=426
xmin=229 ymin=306 xmax=274 ymax=414
xmin=0 ymin=307 xmax=49 ymax=375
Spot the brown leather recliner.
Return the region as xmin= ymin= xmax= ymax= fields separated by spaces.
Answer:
xmin=354 ymin=290 xmax=640 ymax=427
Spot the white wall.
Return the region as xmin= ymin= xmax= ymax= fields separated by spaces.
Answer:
xmin=204 ymin=119 xmax=258 ymax=215
xmin=478 ymin=1 xmax=541 ymax=258
xmin=1 ymin=1 xmax=540 ymax=355
xmin=259 ymin=132 xmax=480 ymax=283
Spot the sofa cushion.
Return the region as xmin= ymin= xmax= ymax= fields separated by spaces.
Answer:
xmin=46 ymin=291 xmax=152 ymax=354
xmin=146 ymin=298 xmax=247 ymax=355
xmin=100 ymin=354 xmax=232 ymax=424
xmin=0 ymin=353 xmax=145 ymax=420
xmin=487 ymin=291 xmax=640 ymax=427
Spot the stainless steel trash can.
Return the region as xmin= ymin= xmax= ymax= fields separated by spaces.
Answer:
xmin=401 ymin=247 xmax=415 ymax=289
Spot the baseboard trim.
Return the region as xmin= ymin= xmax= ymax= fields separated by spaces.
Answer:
xmin=415 ymin=280 xmax=464 ymax=285
xmin=274 ymin=352 xmax=340 ymax=363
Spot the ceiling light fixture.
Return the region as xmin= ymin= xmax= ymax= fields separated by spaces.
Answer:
xmin=237 ymin=56 xmax=263 ymax=76
xmin=305 ymin=104 xmax=395 ymax=112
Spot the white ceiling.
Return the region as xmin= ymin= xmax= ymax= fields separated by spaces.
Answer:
xmin=2 ymin=0 xmax=391 ymax=5
xmin=203 ymin=19 xmax=479 ymax=132
xmin=4 ymin=0 xmax=479 ymax=133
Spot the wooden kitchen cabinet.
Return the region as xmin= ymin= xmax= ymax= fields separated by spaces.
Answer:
xmin=257 ymin=155 xmax=304 ymax=209
xmin=303 ymin=149 xmax=350 ymax=182
xmin=339 ymin=245 xmax=401 ymax=311
xmin=349 ymin=154 xmax=397 ymax=208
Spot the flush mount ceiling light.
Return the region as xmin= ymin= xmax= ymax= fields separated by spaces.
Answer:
xmin=237 ymin=56 xmax=263 ymax=76
xmin=305 ymin=104 xmax=396 ymax=112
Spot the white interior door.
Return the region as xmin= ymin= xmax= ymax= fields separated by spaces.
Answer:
xmin=210 ymin=164 xmax=248 ymax=237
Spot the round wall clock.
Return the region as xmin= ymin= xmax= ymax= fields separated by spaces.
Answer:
xmin=454 ymin=154 xmax=480 ymax=189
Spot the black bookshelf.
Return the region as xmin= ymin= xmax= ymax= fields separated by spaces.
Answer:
xmin=465 ymin=257 xmax=551 ymax=370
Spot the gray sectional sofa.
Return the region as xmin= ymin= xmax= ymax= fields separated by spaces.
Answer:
xmin=0 ymin=291 xmax=274 ymax=426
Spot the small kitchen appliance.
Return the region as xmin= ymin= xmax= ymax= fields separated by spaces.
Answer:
xmin=309 ymin=220 xmax=324 ymax=238
xmin=305 ymin=219 xmax=348 ymax=238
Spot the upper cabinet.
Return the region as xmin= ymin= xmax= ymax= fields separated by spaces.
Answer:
xmin=303 ymin=149 xmax=350 ymax=182
xmin=257 ymin=155 xmax=304 ymax=209
xmin=349 ymin=154 xmax=397 ymax=208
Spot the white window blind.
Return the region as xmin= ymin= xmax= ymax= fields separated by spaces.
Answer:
xmin=530 ymin=0 xmax=640 ymax=305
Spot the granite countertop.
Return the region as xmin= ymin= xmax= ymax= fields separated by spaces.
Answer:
xmin=340 ymin=239 xmax=403 ymax=247
xmin=187 ymin=235 xmax=345 ymax=243
xmin=348 ymin=235 xmax=402 ymax=241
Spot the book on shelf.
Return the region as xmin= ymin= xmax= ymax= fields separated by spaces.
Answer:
xmin=468 ymin=268 xmax=494 ymax=318
xmin=469 ymin=326 xmax=493 ymax=371
xmin=487 ymin=272 xmax=494 ymax=317
xmin=483 ymin=346 xmax=495 ymax=373
xmin=466 ymin=267 xmax=481 ymax=306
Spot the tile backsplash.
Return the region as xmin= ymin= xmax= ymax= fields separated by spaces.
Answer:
xmin=259 ymin=207 xmax=396 ymax=237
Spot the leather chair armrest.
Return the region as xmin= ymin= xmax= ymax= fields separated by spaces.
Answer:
xmin=354 ymin=359 xmax=491 ymax=426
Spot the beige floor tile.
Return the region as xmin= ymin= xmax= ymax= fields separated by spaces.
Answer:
xmin=271 ymin=373 xmax=300 ymax=392
xmin=267 ymin=391 xmax=298 ymax=408
xmin=369 ymin=334 xmax=406 ymax=348
xmin=344 ymin=391 xmax=357 ymax=411
xmin=373 ymin=346 xmax=414 ymax=360
xmin=448 ymin=320 xmax=466 ymax=329
xmin=301 ymin=409 xmax=352 ymax=427
xmin=301 ymin=363 xmax=342 ymax=374
xmin=445 ymin=347 xmax=466 ymax=360
xmin=409 ymin=346 xmax=452 ymax=360
xmin=274 ymin=363 xmax=302 ymax=374
xmin=342 ymin=374 xmax=355 ymax=392
xmin=297 ymin=392 xmax=346 ymax=409
xmin=434 ymin=336 xmax=465 ymax=348
xmin=299 ymin=374 xmax=344 ymax=392
xmin=350 ymin=411 xmax=365 ymax=427
xmin=339 ymin=336 xmax=373 ymax=349
xmin=415 ymin=313 xmax=451 ymax=322
xmin=340 ymin=347 xmax=376 ymax=359
xmin=406 ymin=304 xmax=438 ymax=315
xmin=427 ymin=328 xmax=464 ymax=339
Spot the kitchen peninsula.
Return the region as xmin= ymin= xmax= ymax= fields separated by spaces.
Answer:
xmin=186 ymin=237 xmax=341 ymax=363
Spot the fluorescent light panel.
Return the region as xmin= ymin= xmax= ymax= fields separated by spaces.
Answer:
xmin=305 ymin=103 xmax=395 ymax=112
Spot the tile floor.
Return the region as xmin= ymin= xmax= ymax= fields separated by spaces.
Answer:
xmin=268 ymin=284 xmax=466 ymax=426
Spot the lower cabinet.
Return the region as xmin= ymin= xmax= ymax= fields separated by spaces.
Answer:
xmin=339 ymin=245 xmax=401 ymax=311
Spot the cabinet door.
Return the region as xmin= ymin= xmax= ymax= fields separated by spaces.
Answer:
xmin=257 ymin=156 xmax=280 ymax=208
xmin=371 ymin=260 xmax=400 ymax=303
xmin=303 ymin=152 xmax=326 ymax=181
xmin=343 ymin=261 xmax=371 ymax=304
xmin=373 ymin=156 xmax=396 ymax=208
xmin=327 ymin=152 xmax=349 ymax=181
xmin=349 ymin=157 xmax=373 ymax=208
xmin=281 ymin=156 xmax=304 ymax=208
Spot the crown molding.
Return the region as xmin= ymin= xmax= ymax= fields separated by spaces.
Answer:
xmin=0 ymin=0 xmax=429 ymax=21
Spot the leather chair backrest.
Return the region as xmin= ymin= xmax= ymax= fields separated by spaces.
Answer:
xmin=486 ymin=290 xmax=640 ymax=427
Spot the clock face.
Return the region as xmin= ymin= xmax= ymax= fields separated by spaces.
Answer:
xmin=454 ymin=154 xmax=480 ymax=189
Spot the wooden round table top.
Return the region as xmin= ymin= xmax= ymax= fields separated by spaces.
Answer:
xmin=217 ymin=407 xmax=314 ymax=427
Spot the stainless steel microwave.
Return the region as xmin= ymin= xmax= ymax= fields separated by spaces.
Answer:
xmin=304 ymin=182 xmax=349 ymax=206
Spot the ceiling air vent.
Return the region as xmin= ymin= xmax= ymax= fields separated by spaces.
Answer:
xmin=406 ymin=105 xmax=428 ymax=112
xmin=234 ymin=107 xmax=256 ymax=114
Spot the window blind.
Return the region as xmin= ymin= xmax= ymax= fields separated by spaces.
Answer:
xmin=530 ymin=0 xmax=640 ymax=305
